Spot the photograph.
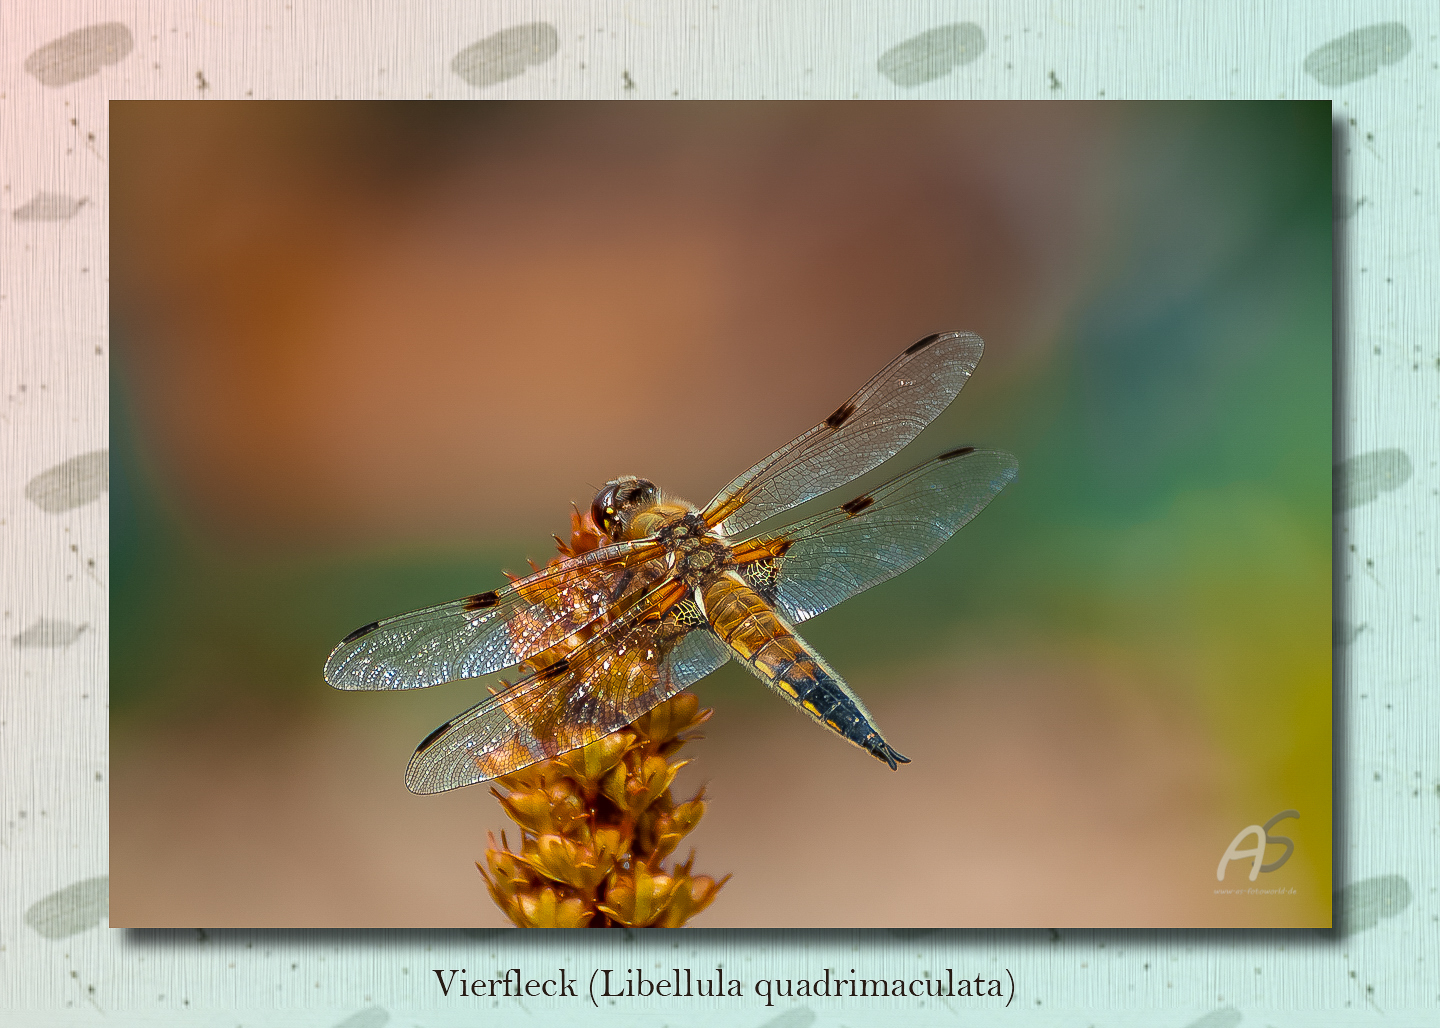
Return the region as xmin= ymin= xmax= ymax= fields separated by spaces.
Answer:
xmin=108 ymin=100 xmax=1332 ymax=928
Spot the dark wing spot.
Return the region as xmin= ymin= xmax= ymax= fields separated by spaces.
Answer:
xmin=825 ymin=399 xmax=858 ymax=429
xmin=841 ymin=494 xmax=875 ymax=516
xmin=937 ymin=446 xmax=976 ymax=461
xmin=539 ymin=657 xmax=570 ymax=678
xmin=461 ymin=590 xmax=501 ymax=612
xmin=416 ymin=719 xmax=453 ymax=754
xmin=340 ymin=621 xmax=380 ymax=645
xmin=904 ymin=332 xmax=943 ymax=356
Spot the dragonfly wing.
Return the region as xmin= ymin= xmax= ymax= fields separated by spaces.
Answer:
xmin=734 ymin=447 xmax=1018 ymax=625
xmin=323 ymin=539 xmax=664 ymax=691
xmin=404 ymin=589 xmax=732 ymax=793
xmin=703 ymin=331 xmax=986 ymax=537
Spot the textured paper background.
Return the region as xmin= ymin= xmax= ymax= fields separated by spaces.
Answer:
xmin=2 ymin=1 xmax=1436 ymax=1024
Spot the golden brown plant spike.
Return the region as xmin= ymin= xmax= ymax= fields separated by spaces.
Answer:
xmin=480 ymin=691 xmax=725 ymax=927
xmin=479 ymin=512 xmax=726 ymax=927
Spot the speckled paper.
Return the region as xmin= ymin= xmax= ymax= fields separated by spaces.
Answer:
xmin=2 ymin=2 xmax=1437 ymax=1024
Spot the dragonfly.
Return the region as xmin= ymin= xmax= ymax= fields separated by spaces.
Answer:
xmin=325 ymin=332 xmax=1018 ymax=794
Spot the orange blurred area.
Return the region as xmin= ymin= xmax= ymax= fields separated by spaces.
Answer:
xmin=111 ymin=101 xmax=1107 ymax=546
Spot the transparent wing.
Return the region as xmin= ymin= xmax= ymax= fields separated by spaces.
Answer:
xmin=404 ymin=589 xmax=732 ymax=793
xmin=702 ymin=331 xmax=986 ymax=538
xmin=323 ymin=539 xmax=665 ymax=691
xmin=734 ymin=447 xmax=1018 ymax=625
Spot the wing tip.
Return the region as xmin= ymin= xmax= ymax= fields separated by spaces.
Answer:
xmin=404 ymin=774 xmax=443 ymax=795
xmin=936 ymin=445 xmax=1021 ymax=484
xmin=404 ymin=748 xmax=497 ymax=795
xmin=405 ymin=776 xmax=442 ymax=795
xmin=322 ymin=646 xmax=358 ymax=690
xmin=323 ymin=621 xmax=384 ymax=690
xmin=404 ymin=742 xmax=449 ymax=795
xmin=406 ymin=718 xmax=509 ymax=793
xmin=911 ymin=329 xmax=984 ymax=357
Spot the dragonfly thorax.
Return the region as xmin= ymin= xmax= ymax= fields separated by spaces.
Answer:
xmin=655 ymin=511 xmax=735 ymax=588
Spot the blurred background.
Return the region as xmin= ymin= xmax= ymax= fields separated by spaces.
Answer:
xmin=110 ymin=101 xmax=1331 ymax=928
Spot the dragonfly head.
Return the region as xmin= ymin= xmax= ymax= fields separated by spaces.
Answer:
xmin=591 ymin=477 xmax=660 ymax=539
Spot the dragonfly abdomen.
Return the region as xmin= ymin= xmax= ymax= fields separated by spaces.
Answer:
xmin=702 ymin=574 xmax=909 ymax=770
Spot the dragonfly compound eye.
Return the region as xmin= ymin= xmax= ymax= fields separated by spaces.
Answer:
xmin=591 ymin=478 xmax=659 ymax=537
